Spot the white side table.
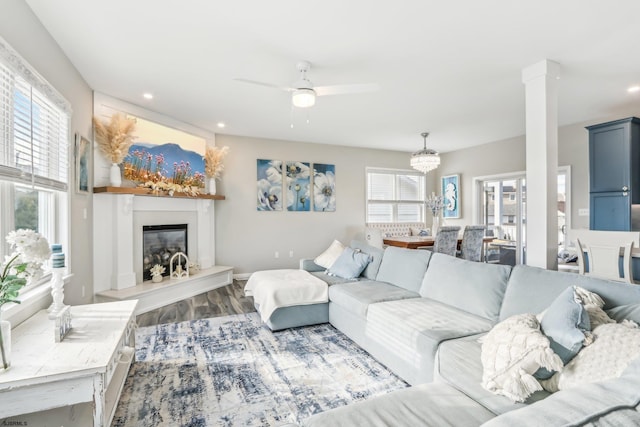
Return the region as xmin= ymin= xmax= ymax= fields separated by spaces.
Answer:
xmin=0 ymin=300 xmax=138 ymax=426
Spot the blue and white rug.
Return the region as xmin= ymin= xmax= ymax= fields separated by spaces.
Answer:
xmin=111 ymin=313 xmax=408 ymax=427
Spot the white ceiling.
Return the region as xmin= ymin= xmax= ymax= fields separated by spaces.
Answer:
xmin=25 ymin=0 xmax=640 ymax=153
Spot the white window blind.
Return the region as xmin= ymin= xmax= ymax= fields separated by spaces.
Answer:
xmin=0 ymin=38 xmax=70 ymax=191
xmin=366 ymin=168 xmax=425 ymax=223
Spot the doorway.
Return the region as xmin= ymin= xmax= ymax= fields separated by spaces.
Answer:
xmin=475 ymin=167 xmax=570 ymax=265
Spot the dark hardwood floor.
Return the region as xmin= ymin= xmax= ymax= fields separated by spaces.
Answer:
xmin=136 ymin=279 xmax=256 ymax=327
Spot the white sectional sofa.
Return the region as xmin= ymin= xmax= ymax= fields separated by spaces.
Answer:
xmin=292 ymin=241 xmax=640 ymax=426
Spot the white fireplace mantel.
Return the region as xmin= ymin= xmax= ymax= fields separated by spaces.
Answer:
xmin=93 ymin=192 xmax=219 ymax=294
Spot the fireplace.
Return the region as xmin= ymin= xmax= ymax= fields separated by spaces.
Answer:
xmin=142 ymin=224 xmax=188 ymax=281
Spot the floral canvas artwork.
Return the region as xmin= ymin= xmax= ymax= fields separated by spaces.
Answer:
xmin=313 ymin=163 xmax=336 ymax=212
xmin=286 ymin=161 xmax=311 ymax=211
xmin=123 ymin=117 xmax=206 ymax=189
xmin=257 ymin=159 xmax=283 ymax=211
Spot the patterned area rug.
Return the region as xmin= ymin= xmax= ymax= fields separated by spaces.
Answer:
xmin=112 ymin=313 xmax=408 ymax=427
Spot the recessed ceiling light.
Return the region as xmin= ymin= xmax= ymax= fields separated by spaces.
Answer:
xmin=628 ymin=86 xmax=640 ymax=93
xmin=143 ymin=93 xmax=153 ymax=99
xmin=217 ymin=122 xmax=226 ymax=128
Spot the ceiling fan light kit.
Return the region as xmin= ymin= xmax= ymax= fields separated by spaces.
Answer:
xmin=411 ymin=132 xmax=440 ymax=173
xmin=292 ymin=88 xmax=316 ymax=108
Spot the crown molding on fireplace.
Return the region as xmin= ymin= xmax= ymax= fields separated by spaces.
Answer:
xmin=94 ymin=186 xmax=225 ymax=200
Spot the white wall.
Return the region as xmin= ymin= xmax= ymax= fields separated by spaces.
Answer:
xmin=1 ymin=0 xmax=94 ymax=305
xmin=214 ymin=134 xmax=416 ymax=275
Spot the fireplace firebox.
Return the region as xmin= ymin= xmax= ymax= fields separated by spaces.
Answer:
xmin=142 ymin=224 xmax=188 ymax=281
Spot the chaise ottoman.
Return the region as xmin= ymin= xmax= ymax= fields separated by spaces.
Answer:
xmin=244 ymin=269 xmax=330 ymax=331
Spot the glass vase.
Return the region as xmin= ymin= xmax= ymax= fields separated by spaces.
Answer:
xmin=0 ymin=318 xmax=11 ymax=372
xmin=432 ymin=213 xmax=440 ymax=236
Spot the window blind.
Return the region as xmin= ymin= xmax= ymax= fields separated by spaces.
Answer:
xmin=366 ymin=168 xmax=426 ymax=223
xmin=0 ymin=37 xmax=70 ymax=191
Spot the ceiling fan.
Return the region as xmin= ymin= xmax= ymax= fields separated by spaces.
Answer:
xmin=235 ymin=61 xmax=379 ymax=108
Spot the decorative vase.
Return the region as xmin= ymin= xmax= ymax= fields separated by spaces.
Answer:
xmin=152 ymin=274 xmax=163 ymax=283
xmin=109 ymin=163 xmax=122 ymax=187
xmin=432 ymin=212 xmax=441 ymax=236
xmin=0 ymin=318 xmax=11 ymax=372
xmin=207 ymin=178 xmax=217 ymax=195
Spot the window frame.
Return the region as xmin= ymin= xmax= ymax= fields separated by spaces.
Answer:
xmin=0 ymin=36 xmax=71 ymax=317
xmin=366 ymin=167 xmax=426 ymax=223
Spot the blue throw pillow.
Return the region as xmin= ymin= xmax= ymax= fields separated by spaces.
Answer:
xmin=327 ymin=247 xmax=372 ymax=280
xmin=535 ymin=286 xmax=590 ymax=379
xmin=350 ymin=239 xmax=384 ymax=280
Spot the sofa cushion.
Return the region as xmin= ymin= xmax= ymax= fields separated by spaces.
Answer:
xmin=326 ymin=247 xmax=372 ymax=280
xmin=607 ymin=303 xmax=640 ymax=324
xmin=419 ymin=253 xmax=512 ymax=322
xmin=500 ymin=265 xmax=640 ymax=321
xmin=310 ymin=271 xmax=356 ymax=286
xmin=350 ymin=239 xmax=384 ymax=280
xmin=437 ymin=334 xmax=549 ymax=415
xmin=541 ymin=321 xmax=640 ymax=393
xmin=375 ymin=246 xmax=431 ymax=292
xmin=329 ymin=281 xmax=419 ymax=318
xmin=314 ymin=239 xmax=345 ymax=268
xmin=366 ymin=298 xmax=493 ymax=383
xmin=480 ymin=356 xmax=640 ymax=427
xmin=302 ymin=382 xmax=495 ymax=427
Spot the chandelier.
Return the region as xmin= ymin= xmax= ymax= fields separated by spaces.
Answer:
xmin=410 ymin=132 xmax=440 ymax=173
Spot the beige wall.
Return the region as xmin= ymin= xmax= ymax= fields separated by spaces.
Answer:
xmin=1 ymin=0 xmax=94 ymax=304
xmin=214 ymin=134 xmax=415 ymax=275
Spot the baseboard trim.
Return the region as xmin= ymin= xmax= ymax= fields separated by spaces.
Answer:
xmin=233 ymin=273 xmax=252 ymax=281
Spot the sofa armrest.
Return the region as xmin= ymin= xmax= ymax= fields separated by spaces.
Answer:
xmin=300 ymin=258 xmax=324 ymax=272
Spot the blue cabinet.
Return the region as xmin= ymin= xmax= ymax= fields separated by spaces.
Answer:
xmin=587 ymin=117 xmax=640 ymax=230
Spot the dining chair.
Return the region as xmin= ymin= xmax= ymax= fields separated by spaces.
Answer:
xmin=571 ymin=229 xmax=639 ymax=283
xmin=432 ymin=226 xmax=461 ymax=256
xmin=458 ymin=225 xmax=486 ymax=262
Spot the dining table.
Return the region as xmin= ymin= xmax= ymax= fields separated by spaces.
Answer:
xmin=383 ymin=235 xmax=495 ymax=250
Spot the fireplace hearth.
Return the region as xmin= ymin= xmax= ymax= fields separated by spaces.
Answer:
xmin=142 ymin=224 xmax=188 ymax=281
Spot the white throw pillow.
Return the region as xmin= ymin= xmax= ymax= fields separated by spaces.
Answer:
xmin=541 ymin=320 xmax=640 ymax=393
xmin=481 ymin=313 xmax=563 ymax=403
xmin=314 ymin=240 xmax=345 ymax=269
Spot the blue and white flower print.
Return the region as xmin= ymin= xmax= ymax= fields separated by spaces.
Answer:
xmin=257 ymin=159 xmax=283 ymax=211
xmin=313 ymin=163 xmax=336 ymax=212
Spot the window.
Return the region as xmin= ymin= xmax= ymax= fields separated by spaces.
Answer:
xmin=0 ymin=36 xmax=70 ymax=290
xmin=366 ymin=168 xmax=425 ymax=223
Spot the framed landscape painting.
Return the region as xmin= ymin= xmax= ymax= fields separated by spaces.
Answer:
xmin=122 ymin=117 xmax=206 ymax=189
xmin=442 ymin=174 xmax=460 ymax=218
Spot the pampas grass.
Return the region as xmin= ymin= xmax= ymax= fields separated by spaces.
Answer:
xmin=204 ymin=146 xmax=229 ymax=179
xmin=93 ymin=113 xmax=137 ymax=164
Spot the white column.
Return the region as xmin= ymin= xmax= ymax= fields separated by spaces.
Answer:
xmin=522 ymin=60 xmax=561 ymax=269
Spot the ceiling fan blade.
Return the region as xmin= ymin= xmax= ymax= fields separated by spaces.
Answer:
xmin=314 ymin=83 xmax=380 ymax=97
xmin=234 ymin=78 xmax=292 ymax=92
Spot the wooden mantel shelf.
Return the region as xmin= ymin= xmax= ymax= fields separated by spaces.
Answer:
xmin=94 ymin=186 xmax=225 ymax=200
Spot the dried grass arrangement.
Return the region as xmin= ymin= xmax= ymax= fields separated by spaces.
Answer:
xmin=204 ymin=146 xmax=229 ymax=179
xmin=93 ymin=113 xmax=137 ymax=164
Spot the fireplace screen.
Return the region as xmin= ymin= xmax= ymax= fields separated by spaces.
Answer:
xmin=142 ymin=224 xmax=188 ymax=281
